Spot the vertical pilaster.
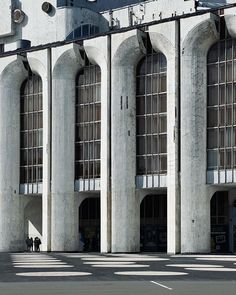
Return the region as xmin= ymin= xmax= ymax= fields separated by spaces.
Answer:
xmin=0 ymin=58 xmax=27 ymax=251
xmin=111 ymin=30 xmax=145 ymax=252
xmin=150 ymin=21 xmax=181 ymax=254
xmin=51 ymin=45 xmax=83 ymax=251
xmin=84 ymin=36 xmax=111 ymax=253
xmin=181 ymin=15 xmax=218 ymax=253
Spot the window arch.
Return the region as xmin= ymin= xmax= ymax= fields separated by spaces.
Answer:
xmin=75 ymin=62 xmax=101 ymax=180
xmin=207 ymin=35 xmax=236 ymax=170
xmin=136 ymin=43 xmax=167 ymax=175
xmin=20 ymin=73 xmax=43 ymax=189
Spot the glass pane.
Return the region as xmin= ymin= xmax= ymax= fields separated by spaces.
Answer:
xmin=159 ymin=94 xmax=167 ymax=113
xmin=226 ymin=127 xmax=232 ymax=147
xmin=226 ymin=149 xmax=232 ymax=168
xmin=146 ymin=116 xmax=152 ymax=134
xmin=94 ymin=161 xmax=100 ymax=178
xmin=146 ymin=96 xmax=152 ymax=114
xmin=226 ymin=84 xmax=232 ymax=104
xmin=152 ymin=75 xmax=158 ymax=93
xmin=207 ymin=129 xmax=218 ymax=149
xmin=136 ymin=76 xmax=145 ymax=95
xmin=94 ymin=142 xmax=100 ymax=159
xmin=146 ymin=156 xmax=152 ymax=174
xmin=219 ymin=63 xmax=225 ymax=83
xmin=219 ymin=107 xmax=225 ymax=126
xmin=160 ymin=155 xmax=167 ymax=173
xmin=137 ymin=117 xmax=145 ymax=135
xmin=220 ymin=150 xmax=225 ymax=169
xmin=219 ymin=85 xmax=225 ymax=105
xmin=137 ymin=96 xmax=145 ymax=115
xmin=137 ymin=157 xmax=146 ymax=175
xmin=219 ymin=128 xmax=224 ymax=147
xmin=208 ymin=64 xmax=218 ymax=85
xmin=208 ymin=86 xmax=218 ymax=106
xmin=159 ymin=74 xmax=166 ymax=92
xmin=159 ymin=135 xmax=167 ymax=153
xmin=153 ymin=135 xmax=158 ymax=154
xmin=137 ymin=137 xmax=145 ymax=155
xmin=146 ymin=76 xmax=152 ymax=94
xmin=226 ymin=106 xmax=232 ymax=125
xmin=147 ymin=136 xmax=152 ymax=154
xmin=207 ymin=150 xmax=218 ymax=169
xmin=152 ymin=115 xmax=158 ymax=134
xmin=227 ymin=62 xmax=232 ymax=82
xmin=208 ymin=108 xmax=218 ymax=127
xmin=152 ymin=95 xmax=158 ymax=114
xmin=159 ymin=115 xmax=167 ymax=133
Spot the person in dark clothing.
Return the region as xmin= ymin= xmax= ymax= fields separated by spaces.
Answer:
xmin=29 ymin=237 xmax=33 ymax=251
xmin=25 ymin=237 xmax=31 ymax=252
xmin=34 ymin=237 xmax=41 ymax=252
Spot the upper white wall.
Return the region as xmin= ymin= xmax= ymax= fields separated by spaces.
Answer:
xmin=0 ymin=0 xmax=109 ymax=50
xmin=0 ymin=0 xmax=13 ymax=37
xmin=102 ymin=0 xmax=196 ymax=28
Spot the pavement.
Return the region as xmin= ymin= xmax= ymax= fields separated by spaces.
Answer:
xmin=0 ymin=252 xmax=236 ymax=294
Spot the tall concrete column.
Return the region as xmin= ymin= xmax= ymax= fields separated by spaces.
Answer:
xmin=149 ymin=21 xmax=180 ymax=254
xmin=0 ymin=57 xmax=27 ymax=251
xmin=51 ymin=44 xmax=83 ymax=251
xmin=181 ymin=14 xmax=219 ymax=253
xmin=84 ymin=36 xmax=111 ymax=253
xmin=111 ymin=30 xmax=146 ymax=252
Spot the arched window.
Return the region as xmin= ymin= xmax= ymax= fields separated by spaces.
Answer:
xmin=66 ymin=24 xmax=99 ymax=41
xmin=207 ymin=36 xmax=236 ymax=170
xmin=75 ymin=62 xmax=101 ymax=180
xmin=136 ymin=43 xmax=167 ymax=175
xmin=20 ymin=74 xmax=43 ymax=189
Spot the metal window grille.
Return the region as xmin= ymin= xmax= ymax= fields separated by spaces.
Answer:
xmin=136 ymin=40 xmax=167 ymax=175
xmin=207 ymin=18 xmax=236 ymax=173
xmin=20 ymin=73 xmax=43 ymax=193
xmin=75 ymin=62 xmax=101 ymax=180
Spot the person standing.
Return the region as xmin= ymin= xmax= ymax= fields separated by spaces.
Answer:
xmin=34 ymin=237 xmax=41 ymax=252
xmin=25 ymin=237 xmax=31 ymax=252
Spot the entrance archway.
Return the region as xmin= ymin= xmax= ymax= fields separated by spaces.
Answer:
xmin=140 ymin=194 xmax=167 ymax=252
xmin=24 ymin=198 xmax=42 ymax=242
xmin=79 ymin=197 xmax=100 ymax=252
xmin=211 ymin=191 xmax=229 ymax=253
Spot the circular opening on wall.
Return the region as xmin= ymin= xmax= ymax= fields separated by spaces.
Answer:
xmin=42 ymin=2 xmax=53 ymax=14
xmin=13 ymin=9 xmax=25 ymax=24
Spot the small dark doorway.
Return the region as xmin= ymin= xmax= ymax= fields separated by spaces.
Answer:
xmin=140 ymin=194 xmax=167 ymax=252
xmin=79 ymin=197 xmax=100 ymax=252
xmin=211 ymin=191 xmax=229 ymax=253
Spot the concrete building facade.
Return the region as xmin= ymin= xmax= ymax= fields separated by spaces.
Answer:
xmin=1 ymin=0 xmax=236 ymax=253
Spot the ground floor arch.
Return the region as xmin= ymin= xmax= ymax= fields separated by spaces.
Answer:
xmin=79 ymin=196 xmax=100 ymax=252
xmin=24 ymin=197 xmax=42 ymax=251
xmin=140 ymin=194 xmax=167 ymax=252
xmin=210 ymin=190 xmax=236 ymax=253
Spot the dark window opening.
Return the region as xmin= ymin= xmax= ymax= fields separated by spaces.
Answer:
xmin=75 ymin=61 xmax=101 ymax=180
xmin=136 ymin=40 xmax=167 ymax=175
xmin=20 ymin=73 xmax=43 ymax=190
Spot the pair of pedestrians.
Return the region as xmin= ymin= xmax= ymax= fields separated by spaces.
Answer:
xmin=25 ymin=236 xmax=41 ymax=252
